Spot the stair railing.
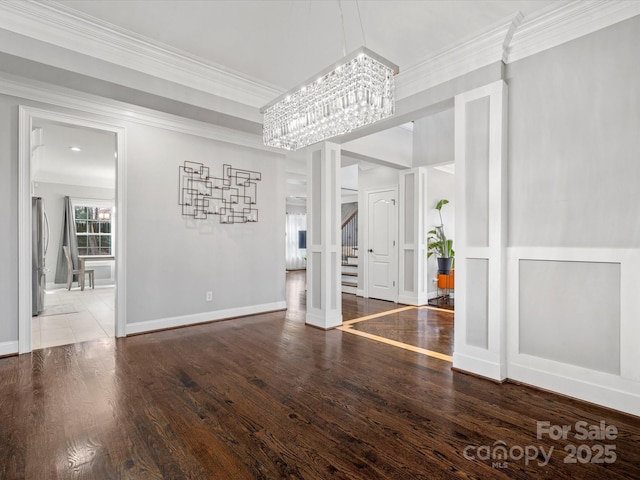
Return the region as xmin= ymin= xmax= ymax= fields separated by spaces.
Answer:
xmin=341 ymin=211 xmax=358 ymax=263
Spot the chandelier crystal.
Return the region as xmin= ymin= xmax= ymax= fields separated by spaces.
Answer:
xmin=260 ymin=47 xmax=398 ymax=151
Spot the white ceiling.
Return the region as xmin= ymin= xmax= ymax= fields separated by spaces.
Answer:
xmin=27 ymin=0 xmax=569 ymax=199
xmin=32 ymin=120 xmax=116 ymax=189
xmin=56 ymin=0 xmax=567 ymax=91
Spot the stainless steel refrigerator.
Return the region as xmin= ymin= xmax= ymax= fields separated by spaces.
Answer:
xmin=32 ymin=197 xmax=49 ymax=316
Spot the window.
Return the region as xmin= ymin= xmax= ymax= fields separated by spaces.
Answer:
xmin=74 ymin=203 xmax=113 ymax=256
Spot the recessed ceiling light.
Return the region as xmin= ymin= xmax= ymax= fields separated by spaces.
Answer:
xmin=69 ymin=146 xmax=82 ymax=152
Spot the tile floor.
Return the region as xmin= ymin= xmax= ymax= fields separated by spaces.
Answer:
xmin=32 ymin=286 xmax=115 ymax=350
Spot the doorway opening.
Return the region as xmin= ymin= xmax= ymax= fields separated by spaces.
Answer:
xmin=426 ymin=163 xmax=455 ymax=310
xmin=18 ymin=106 xmax=126 ymax=353
xmin=31 ymin=120 xmax=116 ymax=349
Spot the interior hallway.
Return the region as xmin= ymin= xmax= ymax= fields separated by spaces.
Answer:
xmin=2 ymin=271 xmax=639 ymax=479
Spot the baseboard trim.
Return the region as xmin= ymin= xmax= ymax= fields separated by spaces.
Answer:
xmin=397 ymin=294 xmax=429 ymax=306
xmin=125 ymin=301 xmax=287 ymax=335
xmin=453 ymin=352 xmax=507 ymax=382
xmin=508 ymin=362 xmax=640 ymax=418
xmin=0 ymin=341 xmax=19 ymax=357
xmin=305 ymin=311 xmax=343 ymax=330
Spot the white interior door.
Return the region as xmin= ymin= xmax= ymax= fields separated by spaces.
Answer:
xmin=367 ymin=189 xmax=397 ymax=302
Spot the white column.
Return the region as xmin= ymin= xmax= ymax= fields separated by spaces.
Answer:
xmin=453 ymin=80 xmax=508 ymax=381
xmin=306 ymin=142 xmax=342 ymax=329
xmin=398 ymin=167 xmax=428 ymax=305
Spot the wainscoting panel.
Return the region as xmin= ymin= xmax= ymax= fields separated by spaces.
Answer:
xmin=466 ymin=258 xmax=489 ymax=349
xmin=519 ymin=259 xmax=620 ymax=375
xmin=464 ymin=97 xmax=490 ymax=249
xmin=507 ymin=247 xmax=640 ymax=417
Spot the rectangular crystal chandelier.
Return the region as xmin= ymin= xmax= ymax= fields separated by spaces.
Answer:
xmin=260 ymin=47 xmax=399 ymax=151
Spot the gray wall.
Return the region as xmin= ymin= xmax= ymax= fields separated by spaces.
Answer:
xmin=507 ymin=15 xmax=640 ymax=248
xmin=125 ymin=122 xmax=285 ymax=323
xmin=0 ymin=92 xmax=286 ymax=345
xmin=412 ymin=108 xmax=454 ymax=167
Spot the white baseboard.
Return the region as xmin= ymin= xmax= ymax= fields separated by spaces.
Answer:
xmin=453 ymin=352 xmax=507 ymax=382
xmin=305 ymin=311 xmax=343 ymax=330
xmin=397 ymin=294 xmax=429 ymax=306
xmin=125 ymin=301 xmax=287 ymax=335
xmin=508 ymin=362 xmax=640 ymax=418
xmin=356 ymin=289 xmax=365 ymax=297
xmin=0 ymin=341 xmax=19 ymax=357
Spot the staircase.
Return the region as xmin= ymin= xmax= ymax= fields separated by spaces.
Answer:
xmin=341 ymin=206 xmax=358 ymax=294
xmin=341 ymin=248 xmax=358 ymax=294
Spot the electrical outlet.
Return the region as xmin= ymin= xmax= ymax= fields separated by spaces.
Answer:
xmin=206 ymin=291 xmax=213 ymax=302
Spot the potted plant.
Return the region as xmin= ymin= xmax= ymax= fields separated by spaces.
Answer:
xmin=427 ymin=199 xmax=454 ymax=274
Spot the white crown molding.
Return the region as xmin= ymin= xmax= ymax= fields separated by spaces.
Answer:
xmin=0 ymin=0 xmax=283 ymax=108
xmin=507 ymin=0 xmax=640 ymax=63
xmin=395 ymin=0 xmax=640 ymax=99
xmin=0 ymin=71 xmax=282 ymax=155
xmin=396 ymin=13 xmax=523 ymax=100
xmin=2 ymin=0 xmax=639 ymax=125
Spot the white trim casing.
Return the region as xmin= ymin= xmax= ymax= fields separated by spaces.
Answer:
xmin=18 ymin=107 xmax=32 ymax=354
xmin=126 ymin=301 xmax=287 ymax=335
xmin=114 ymin=115 xmax=127 ymax=339
xmin=507 ymin=247 xmax=640 ymax=417
xmin=453 ymin=80 xmax=508 ymax=381
xmin=0 ymin=341 xmax=20 ymax=357
xmin=18 ymin=106 xmax=127 ymax=354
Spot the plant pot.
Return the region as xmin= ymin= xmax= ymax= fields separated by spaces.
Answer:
xmin=437 ymin=257 xmax=453 ymax=275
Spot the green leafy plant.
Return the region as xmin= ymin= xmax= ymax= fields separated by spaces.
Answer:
xmin=427 ymin=199 xmax=454 ymax=259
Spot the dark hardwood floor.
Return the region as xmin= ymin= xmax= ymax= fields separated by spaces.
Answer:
xmin=346 ymin=306 xmax=454 ymax=356
xmin=1 ymin=270 xmax=639 ymax=479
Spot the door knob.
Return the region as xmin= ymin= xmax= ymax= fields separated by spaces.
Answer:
xmin=368 ymin=249 xmax=373 ymax=253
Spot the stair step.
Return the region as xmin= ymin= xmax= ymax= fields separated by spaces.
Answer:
xmin=341 ymin=284 xmax=357 ymax=295
xmin=342 ymin=271 xmax=357 ymax=277
xmin=342 ymin=280 xmax=357 ymax=287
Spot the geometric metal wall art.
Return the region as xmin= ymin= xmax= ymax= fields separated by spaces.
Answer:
xmin=178 ymin=161 xmax=262 ymax=224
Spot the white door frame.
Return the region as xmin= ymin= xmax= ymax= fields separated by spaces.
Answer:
xmin=362 ymin=185 xmax=398 ymax=302
xmin=18 ymin=106 xmax=127 ymax=353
